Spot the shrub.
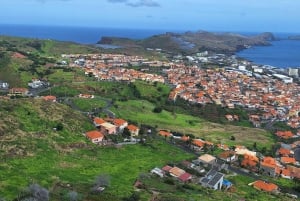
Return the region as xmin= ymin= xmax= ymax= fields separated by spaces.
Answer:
xmin=152 ymin=107 xmax=162 ymax=113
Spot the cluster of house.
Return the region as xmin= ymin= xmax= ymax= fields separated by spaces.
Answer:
xmin=158 ymin=130 xmax=300 ymax=189
xmin=60 ymin=52 xmax=300 ymax=132
xmin=149 ymin=148 xmax=283 ymax=194
xmin=85 ymin=117 xmax=140 ymax=144
xmin=150 ymin=154 xmax=232 ymax=191
xmin=165 ymin=64 xmax=300 ymax=130
xmin=62 ymin=53 xmax=167 ymax=83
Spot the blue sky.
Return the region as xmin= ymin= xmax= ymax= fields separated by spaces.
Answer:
xmin=1 ymin=0 xmax=300 ymax=32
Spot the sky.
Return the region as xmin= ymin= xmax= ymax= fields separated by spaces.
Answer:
xmin=1 ymin=0 xmax=300 ymax=33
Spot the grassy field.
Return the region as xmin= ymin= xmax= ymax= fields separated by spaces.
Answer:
xmin=112 ymin=100 xmax=275 ymax=150
xmin=71 ymin=97 xmax=107 ymax=112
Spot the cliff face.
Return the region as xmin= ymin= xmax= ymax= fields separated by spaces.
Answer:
xmin=98 ymin=31 xmax=275 ymax=55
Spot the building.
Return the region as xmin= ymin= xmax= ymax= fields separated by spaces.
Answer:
xmin=198 ymin=154 xmax=217 ymax=167
xmin=260 ymin=157 xmax=280 ymax=177
xmin=218 ymin=151 xmax=237 ymax=163
xmin=288 ymin=68 xmax=298 ymax=77
xmin=0 ymin=81 xmax=9 ymax=89
xmin=199 ymin=169 xmax=224 ymax=190
xmin=86 ymin=130 xmax=104 ymax=143
xmin=127 ymin=124 xmax=139 ymax=137
xmin=9 ymin=88 xmax=29 ymax=96
xmin=151 ymin=167 xmax=165 ymax=178
xmin=253 ymin=180 xmax=278 ymax=193
xmin=100 ymin=122 xmax=117 ymax=135
xmin=42 ymin=95 xmax=56 ymax=102
xmin=113 ymin=118 xmax=128 ymax=132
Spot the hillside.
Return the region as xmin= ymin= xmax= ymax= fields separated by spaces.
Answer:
xmin=98 ymin=31 xmax=275 ymax=54
xmin=0 ymin=36 xmax=295 ymax=201
xmin=0 ymin=98 xmax=193 ymax=200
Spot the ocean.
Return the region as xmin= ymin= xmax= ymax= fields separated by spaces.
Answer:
xmin=0 ymin=24 xmax=172 ymax=44
xmin=1 ymin=24 xmax=300 ymax=68
xmin=236 ymin=37 xmax=300 ymax=68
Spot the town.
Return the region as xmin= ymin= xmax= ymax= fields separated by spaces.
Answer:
xmin=2 ymin=49 xmax=300 ymax=200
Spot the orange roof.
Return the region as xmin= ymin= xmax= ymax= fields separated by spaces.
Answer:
xmin=169 ymin=166 xmax=185 ymax=177
xmin=42 ymin=95 xmax=56 ymax=101
xmin=281 ymin=168 xmax=291 ymax=177
xmin=281 ymin=157 xmax=296 ymax=164
xmin=192 ymin=139 xmax=204 ymax=147
xmin=253 ymin=180 xmax=278 ymax=192
xmin=94 ymin=117 xmax=106 ymax=125
xmin=127 ymin=124 xmax=138 ymax=131
xmin=278 ymin=148 xmax=290 ymax=156
xmin=113 ymin=118 xmax=127 ymax=126
xmin=244 ymin=154 xmax=259 ymax=162
xmin=86 ymin=130 xmax=104 ymax=140
xmin=262 ymin=156 xmax=276 ymax=165
xmin=217 ymin=144 xmax=229 ymax=150
xmin=219 ymin=151 xmax=235 ymax=159
xmin=10 ymin=88 xmax=28 ymax=93
xmin=276 ymin=131 xmax=294 ymax=139
xmin=241 ymin=158 xmax=258 ymax=167
xmin=159 ymin=130 xmax=172 ymax=137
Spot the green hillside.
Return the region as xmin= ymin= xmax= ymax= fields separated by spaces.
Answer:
xmin=0 ymin=99 xmax=192 ymax=200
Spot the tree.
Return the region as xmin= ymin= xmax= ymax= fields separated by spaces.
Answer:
xmin=67 ymin=191 xmax=78 ymax=201
xmin=91 ymin=174 xmax=111 ymax=193
xmin=122 ymin=127 xmax=131 ymax=138
xmin=56 ymin=122 xmax=64 ymax=131
xmin=22 ymin=184 xmax=49 ymax=201
xmin=152 ymin=107 xmax=162 ymax=113
xmin=122 ymin=192 xmax=140 ymax=201
xmin=253 ymin=142 xmax=257 ymax=150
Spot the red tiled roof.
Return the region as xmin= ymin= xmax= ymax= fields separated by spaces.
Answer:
xmin=278 ymin=148 xmax=290 ymax=156
xmin=241 ymin=158 xmax=258 ymax=168
xmin=192 ymin=139 xmax=204 ymax=147
xmin=159 ymin=130 xmax=172 ymax=137
xmin=162 ymin=165 xmax=172 ymax=172
xmin=276 ymin=131 xmax=294 ymax=139
xmin=253 ymin=180 xmax=278 ymax=192
xmin=178 ymin=172 xmax=192 ymax=182
xmin=94 ymin=117 xmax=106 ymax=125
xmin=86 ymin=130 xmax=104 ymax=140
xmin=113 ymin=118 xmax=127 ymax=126
xmin=218 ymin=151 xmax=235 ymax=159
xmin=169 ymin=167 xmax=185 ymax=177
xmin=281 ymin=168 xmax=291 ymax=177
xmin=42 ymin=95 xmax=56 ymax=101
xmin=127 ymin=124 xmax=138 ymax=131
xmin=281 ymin=157 xmax=296 ymax=164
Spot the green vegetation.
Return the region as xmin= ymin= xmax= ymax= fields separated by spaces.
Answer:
xmin=71 ymin=97 xmax=107 ymax=112
xmin=112 ymin=100 xmax=275 ymax=150
xmin=0 ymin=99 xmax=192 ymax=200
xmin=0 ymin=36 xmax=288 ymax=201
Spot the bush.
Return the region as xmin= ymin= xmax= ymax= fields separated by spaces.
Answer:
xmin=152 ymin=107 xmax=162 ymax=113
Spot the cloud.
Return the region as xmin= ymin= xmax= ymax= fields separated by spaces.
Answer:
xmin=127 ymin=0 xmax=160 ymax=7
xmin=107 ymin=0 xmax=160 ymax=7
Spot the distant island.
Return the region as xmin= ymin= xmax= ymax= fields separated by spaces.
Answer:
xmin=98 ymin=30 xmax=275 ymax=54
xmin=288 ymin=35 xmax=300 ymax=40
